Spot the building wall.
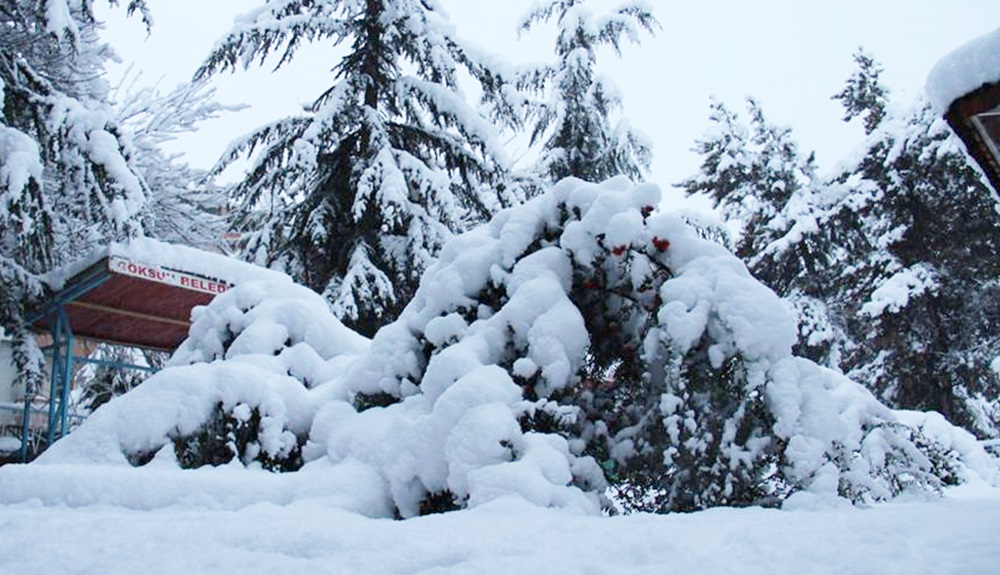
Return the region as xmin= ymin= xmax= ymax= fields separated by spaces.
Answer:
xmin=1 ymin=336 xmax=16 ymax=404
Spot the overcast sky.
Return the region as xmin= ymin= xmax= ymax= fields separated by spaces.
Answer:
xmin=98 ymin=1 xmax=1000 ymax=207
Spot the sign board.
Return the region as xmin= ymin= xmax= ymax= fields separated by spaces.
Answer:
xmin=108 ymin=256 xmax=229 ymax=295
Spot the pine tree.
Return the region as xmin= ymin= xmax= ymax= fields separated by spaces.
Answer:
xmin=196 ymin=0 xmax=518 ymax=337
xmin=832 ymin=100 xmax=1000 ymax=437
xmin=817 ymin=50 xmax=1000 ymax=437
xmin=681 ymin=98 xmax=848 ymax=368
xmin=2 ymin=0 xmax=151 ymax=397
xmin=833 ymin=48 xmax=888 ymax=136
xmin=519 ymin=0 xmax=657 ymax=184
xmin=687 ymin=50 xmax=1000 ymax=437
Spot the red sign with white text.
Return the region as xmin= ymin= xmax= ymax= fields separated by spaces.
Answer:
xmin=109 ymin=256 xmax=229 ymax=295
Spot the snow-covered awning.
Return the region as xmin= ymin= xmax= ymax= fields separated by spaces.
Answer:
xmin=30 ymin=238 xmax=289 ymax=351
xmin=927 ymin=27 xmax=1000 ymax=192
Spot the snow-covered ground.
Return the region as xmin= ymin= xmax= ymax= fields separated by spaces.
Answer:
xmin=0 ymin=466 xmax=998 ymax=575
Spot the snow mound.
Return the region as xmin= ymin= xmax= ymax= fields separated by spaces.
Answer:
xmin=171 ymin=278 xmax=369 ymax=382
xmin=927 ymin=26 xmax=1000 ymax=114
xmin=37 ymin=279 xmax=369 ymax=470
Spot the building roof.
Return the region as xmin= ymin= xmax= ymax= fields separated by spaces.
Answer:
xmin=927 ymin=26 xmax=1000 ymax=115
xmin=927 ymin=27 xmax=1000 ymax=193
xmin=30 ymin=238 xmax=290 ymax=351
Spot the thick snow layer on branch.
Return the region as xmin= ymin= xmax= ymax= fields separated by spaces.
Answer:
xmin=927 ymin=27 xmax=1000 ymax=114
xmin=860 ymin=263 xmax=939 ymax=318
xmin=171 ymin=278 xmax=369 ymax=369
xmin=36 ymin=360 xmax=316 ymax=466
xmin=0 ymin=127 xmax=43 ymax=203
xmin=335 ymin=176 xmax=995 ymax=512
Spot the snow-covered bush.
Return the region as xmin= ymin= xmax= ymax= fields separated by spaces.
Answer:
xmin=37 ymin=279 xmax=368 ymax=471
xmin=322 ymin=176 xmax=992 ymax=514
xmin=35 ymin=178 xmax=996 ymax=517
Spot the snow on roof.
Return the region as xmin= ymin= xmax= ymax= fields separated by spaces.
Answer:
xmin=43 ymin=237 xmax=290 ymax=292
xmin=927 ymin=26 xmax=1000 ymax=115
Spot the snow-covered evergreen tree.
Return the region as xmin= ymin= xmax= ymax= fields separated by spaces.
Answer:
xmin=833 ymin=48 xmax=888 ymax=136
xmin=1 ymin=0 xmax=151 ymax=395
xmin=197 ymin=0 xmax=518 ymax=337
xmin=681 ymin=98 xmax=848 ymax=368
xmin=831 ymin=99 xmax=1000 ymax=438
xmin=685 ymin=51 xmax=1000 ymax=438
xmin=519 ymin=0 xmax=656 ymax=184
xmin=806 ymin=51 xmax=1000 ymax=437
xmin=37 ymin=178 xmax=993 ymax=516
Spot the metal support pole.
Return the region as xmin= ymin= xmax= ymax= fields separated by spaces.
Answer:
xmin=58 ymin=308 xmax=74 ymax=439
xmin=46 ymin=310 xmax=64 ymax=446
xmin=43 ymin=306 xmax=76 ymax=445
xmin=20 ymin=391 xmax=31 ymax=463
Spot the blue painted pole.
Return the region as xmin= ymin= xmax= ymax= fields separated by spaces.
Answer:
xmin=20 ymin=390 xmax=31 ymax=462
xmin=58 ymin=308 xmax=73 ymax=439
xmin=45 ymin=311 xmax=63 ymax=447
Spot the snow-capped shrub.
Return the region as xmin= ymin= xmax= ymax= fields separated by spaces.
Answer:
xmin=34 ymin=180 xmax=996 ymax=517
xmin=171 ymin=277 xmax=369 ymax=377
xmin=322 ymin=176 xmax=991 ymax=514
xmin=37 ymin=279 xmax=368 ymax=471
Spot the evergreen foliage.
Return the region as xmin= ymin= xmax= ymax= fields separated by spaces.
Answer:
xmin=341 ymin=178 xmax=965 ymax=515
xmin=833 ymin=101 xmax=1000 ymax=437
xmin=681 ymin=98 xmax=848 ymax=368
xmin=117 ymin=279 xmax=365 ymax=472
xmin=684 ymin=51 xmax=1000 ymax=438
xmin=519 ymin=0 xmax=656 ymax=183
xmin=171 ymin=401 xmax=304 ymax=472
xmin=832 ymin=48 xmax=888 ymax=136
xmin=197 ymin=0 xmax=518 ymax=337
xmin=1 ymin=0 xmax=151 ymax=396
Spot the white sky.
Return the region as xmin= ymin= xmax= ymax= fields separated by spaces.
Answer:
xmin=98 ymin=1 xmax=1000 ymax=207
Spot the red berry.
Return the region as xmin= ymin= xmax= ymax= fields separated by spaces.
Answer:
xmin=641 ymin=205 xmax=654 ymax=218
xmin=611 ymin=245 xmax=627 ymax=256
xmin=582 ymin=280 xmax=599 ymax=290
xmin=652 ymin=237 xmax=671 ymax=252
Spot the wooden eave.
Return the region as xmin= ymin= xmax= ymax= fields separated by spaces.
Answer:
xmin=943 ymin=81 xmax=1000 ymax=194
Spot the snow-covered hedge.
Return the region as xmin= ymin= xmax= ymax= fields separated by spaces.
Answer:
xmin=37 ymin=279 xmax=368 ymax=470
xmin=34 ymin=178 xmax=997 ymax=517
